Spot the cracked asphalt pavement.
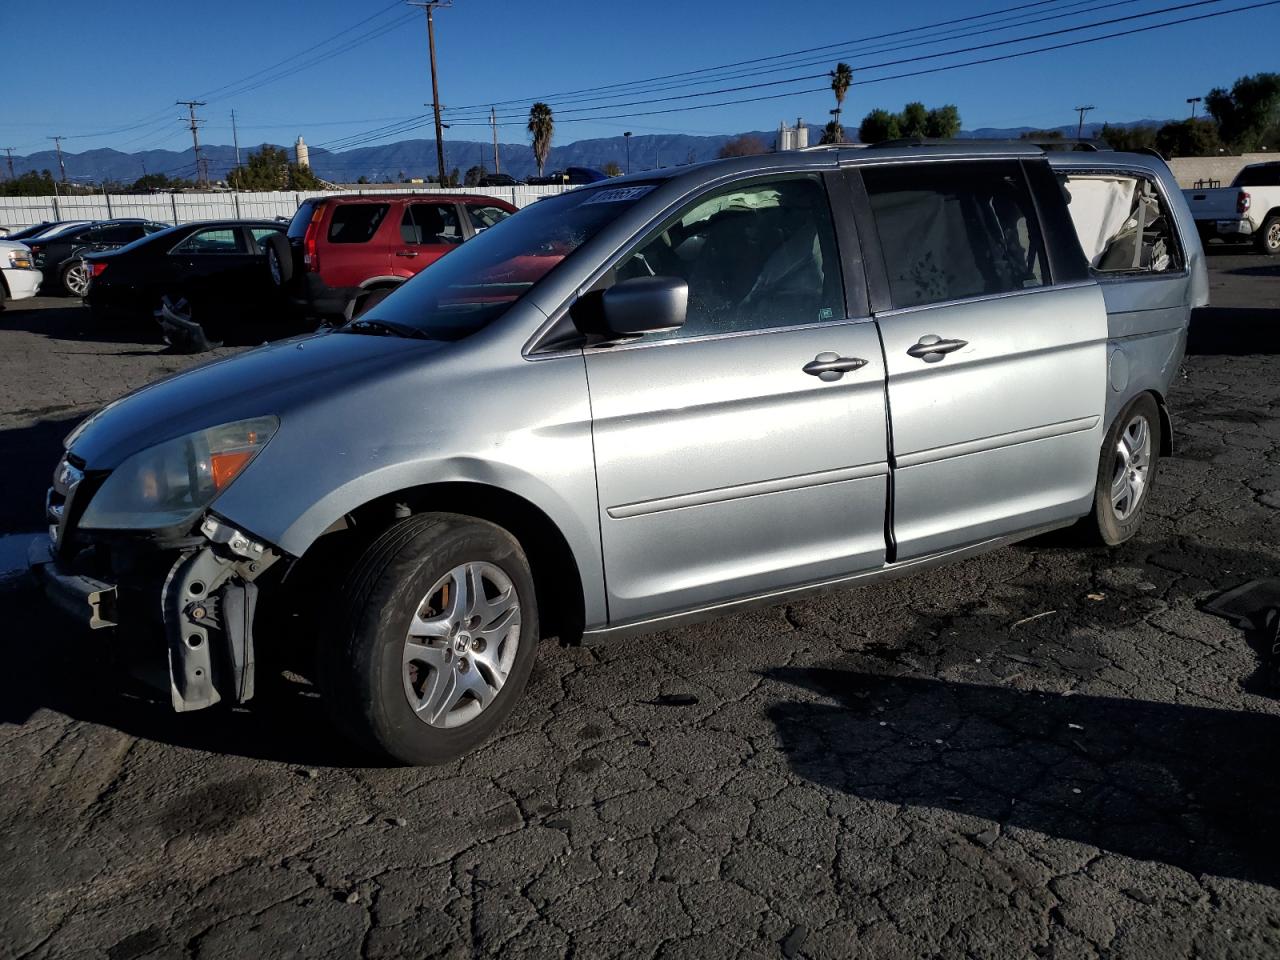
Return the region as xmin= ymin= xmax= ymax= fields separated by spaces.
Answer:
xmin=3 ymin=250 xmax=1280 ymax=959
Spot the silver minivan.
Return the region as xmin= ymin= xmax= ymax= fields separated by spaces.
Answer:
xmin=31 ymin=143 xmax=1206 ymax=763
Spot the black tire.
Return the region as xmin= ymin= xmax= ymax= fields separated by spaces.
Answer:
xmin=318 ymin=513 xmax=539 ymax=765
xmin=1256 ymin=214 xmax=1280 ymax=257
xmin=1086 ymin=393 xmax=1161 ymax=546
xmin=263 ymin=233 xmax=294 ymax=286
xmin=60 ymin=259 xmax=91 ymax=298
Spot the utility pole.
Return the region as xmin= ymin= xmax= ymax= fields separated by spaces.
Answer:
xmin=177 ymin=100 xmax=208 ymax=187
xmin=48 ymin=136 xmax=67 ymax=182
xmin=624 ymin=131 xmax=632 ymax=174
xmin=1074 ymin=105 xmax=1095 ymax=140
xmin=2 ymin=147 xmax=14 ymax=180
xmin=409 ymin=0 xmax=455 ymax=188
xmin=490 ymin=106 xmax=500 ymax=175
xmin=1187 ymin=96 xmax=1202 ymax=119
xmin=231 ymin=109 xmax=242 ymax=170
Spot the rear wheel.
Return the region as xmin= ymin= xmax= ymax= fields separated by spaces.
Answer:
xmin=1086 ymin=394 xmax=1160 ymax=546
xmin=319 ymin=513 xmax=539 ymax=764
xmin=61 ymin=259 xmax=90 ymax=298
xmin=1257 ymin=214 xmax=1280 ymax=256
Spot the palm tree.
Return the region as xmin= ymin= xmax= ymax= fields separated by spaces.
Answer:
xmin=829 ymin=62 xmax=853 ymax=128
xmin=528 ymin=102 xmax=554 ymax=178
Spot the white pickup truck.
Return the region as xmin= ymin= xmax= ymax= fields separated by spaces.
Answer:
xmin=1183 ymin=160 xmax=1280 ymax=255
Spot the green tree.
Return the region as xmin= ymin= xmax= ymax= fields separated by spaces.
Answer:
xmin=1155 ymin=118 xmax=1222 ymax=158
xmin=1099 ymin=123 xmax=1158 ymax=152
xmin=858 ymin=108 xmax=901 ymax=143
xmin=0 ymin=169 xmax=56 ymax=197
xmin=900 ymin=102 xmax=929 ymax=138
xmin=356 ymin=175 xmax=369 ymax=184
xmin=464 ymin=164 xmax=486 ymax=186
xmin=819 ymin=119 xmax=844 ymax=144
xmin=1020 ymin=129 xmax=1064 ymax=140
xmin=226 ymin=145 xmax=318 ymax=190
xmin=829 ymin=61 xmax=853 ymax=129
xmin=924 ymin=105 xmax=961 ymax=138
xmin=602 ymin=161 xmax=623 ymax=177
xmin=717 ymin=135 xmax=768 ymax=158
xmin=1206 ymin=72 xmax=1280 ymax=151
xmin=528 ymin=102 xmax=555 ymax=177
xmin=129 ymin=172 xmax=194 ymax=191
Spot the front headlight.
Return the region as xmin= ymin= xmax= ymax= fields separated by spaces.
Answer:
xmin=79 ymin=417 xmax=278 ymax=530
xmin=7 ymin=249 xmax=33 ymax=269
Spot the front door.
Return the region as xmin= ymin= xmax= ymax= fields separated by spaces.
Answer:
xmin=856 ymin=160 xmax=1109 ymax=560
xmin=583 ymin=174 xmax=889 ymax=624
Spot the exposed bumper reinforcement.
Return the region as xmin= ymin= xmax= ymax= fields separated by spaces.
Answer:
xmin=27 ymin=537 xmax=118 ymax=629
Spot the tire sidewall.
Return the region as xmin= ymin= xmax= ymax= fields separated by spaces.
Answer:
xmin=339 ymin=516 xmax=539 ymax=765
xmin=1259 ymin=215 xmax=1280 ymax=256
xmin=1094 ymin=394 xmax=1160 ymax=546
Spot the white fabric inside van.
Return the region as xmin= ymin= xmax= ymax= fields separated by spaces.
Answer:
xmin=1063 ymin=176 xmax=1137 ymax=265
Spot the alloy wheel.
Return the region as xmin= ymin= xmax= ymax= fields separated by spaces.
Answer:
xmin=64 ymin=261 xmax=90 ymax=297
xmin=401 ymin=562 xmax=521 ymax=729
xmin=1267 ymin=220 xmax=1280 ymax=252
xmin=1110 ymin=414 xmax=1151 ymax=521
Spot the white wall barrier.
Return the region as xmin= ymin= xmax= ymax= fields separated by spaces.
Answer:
xmin=0 ymin=184 xmax=573 ymax=228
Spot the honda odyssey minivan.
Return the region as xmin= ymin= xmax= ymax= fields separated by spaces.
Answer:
xmin=31 ymin=142 xmax=1206 ymax=764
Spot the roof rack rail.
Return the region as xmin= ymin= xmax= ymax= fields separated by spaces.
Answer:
xmin=866 ymin=137 xmax=1105 ymax=152
xmin=797 ymin=142 xmax=863 ymax=152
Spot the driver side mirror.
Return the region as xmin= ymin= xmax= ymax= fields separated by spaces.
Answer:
xmin=573 ymin=275 xmax=688 ymax=341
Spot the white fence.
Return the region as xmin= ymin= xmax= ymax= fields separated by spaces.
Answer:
xmin=0 ymin=185 xmax=574 ymax=228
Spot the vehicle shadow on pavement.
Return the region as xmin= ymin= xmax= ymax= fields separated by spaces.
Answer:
xmin=1188 ymin=307 xmax=1280 ymax=355
xmin=0 ymin=414 xmax=85 ymax=533
xmin=767 ymin=664 xmax=1280 ymax=888
xmin=0 ymin=583 xmax=379 ymax=769
xmin=0 ymin=302 xmax=161 ymax=346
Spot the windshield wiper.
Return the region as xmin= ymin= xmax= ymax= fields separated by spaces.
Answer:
xmin=341 ymin=318 xmax=430 ymax=339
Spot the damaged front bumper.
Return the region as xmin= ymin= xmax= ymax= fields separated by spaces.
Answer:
xmin=28 ymin=515 xmax=281 ymax=713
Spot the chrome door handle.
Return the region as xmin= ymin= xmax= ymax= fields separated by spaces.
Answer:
xmin=803 ymin=352 xmax=868 ymax=382
xmin=395 ymin=250 xmax=420 ymax=258
xmin=906 ymin=335 xmax=968 ymax=363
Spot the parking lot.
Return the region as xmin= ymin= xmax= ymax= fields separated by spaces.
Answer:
xmin=2 ymin=249 xmax=1280 ymax=958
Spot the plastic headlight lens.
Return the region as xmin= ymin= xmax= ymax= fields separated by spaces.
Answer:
xmin=8 ymin=249 xmax=32 ymax=269
xmin=79 ymin=416 xmax=278 ymax=530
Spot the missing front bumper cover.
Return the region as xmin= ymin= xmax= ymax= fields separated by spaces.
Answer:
xmin=27 ymin=537 xmax=118 ymax=629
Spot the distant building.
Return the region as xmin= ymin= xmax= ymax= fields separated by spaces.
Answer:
xmin=776 ymin=118 xmax=809 ymax=151
xmin=295 ymin=136 xmax=310 ymax=169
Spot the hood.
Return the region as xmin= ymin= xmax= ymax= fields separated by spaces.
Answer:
xmin=69 ymin=331 xmax=448 ymax=469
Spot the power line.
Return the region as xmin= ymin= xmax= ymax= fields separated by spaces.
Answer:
xmin=448 ymin=0 xmax=1239 ymax=126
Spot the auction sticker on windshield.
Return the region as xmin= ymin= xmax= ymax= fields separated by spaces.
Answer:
xmin=582 ymin=185 xmax=656 ymax=205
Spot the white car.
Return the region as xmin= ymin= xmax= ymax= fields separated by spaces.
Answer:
xmin=0 ymin=239 xmax=41 ymax=305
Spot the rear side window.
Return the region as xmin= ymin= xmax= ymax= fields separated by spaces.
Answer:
xmin=249 ymin=226 xmax=282 ymax=248
xmin=863 ymin=162 xmax=1047 ymax=310
xmin=1234 ymin=164 xmax=1280 ymax=187
xmin=287 ymin=200 xmax=318 ymax=240
xmin=93 ymin=224 xmax=146 ymax=244
xmin=1062 ymin=173 xmax=1183 ymax=274
xmin=327 ymin=203 xmax=389 ymax=244
xmin=467 ymin=205 xmax=513 ymax=231
xmin=400 ymin=203 xmax=463 ymax=245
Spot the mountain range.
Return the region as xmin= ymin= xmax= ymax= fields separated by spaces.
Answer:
xmin=6 ymin=121 xmax=1173 ymax=185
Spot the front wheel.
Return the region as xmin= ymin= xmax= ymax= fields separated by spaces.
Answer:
xmin=1257 ymin=214 xmax=1280 ymax=256
xmin=319 ymin=513 xmax=539 ymax=764
xmin=1086 ymin=394 xmax=1161 ymax=546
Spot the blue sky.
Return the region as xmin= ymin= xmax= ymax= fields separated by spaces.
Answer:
xmin=2 ymin=0 xmax=1276 ymax=158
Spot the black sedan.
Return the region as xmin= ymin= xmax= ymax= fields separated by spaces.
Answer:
xmin=27 ymin=219 xmax=169 ymax=296
xmin=84 ymin=219 xmax=297 ymax=350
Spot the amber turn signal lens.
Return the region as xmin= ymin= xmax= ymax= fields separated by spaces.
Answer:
xmin=210 ymin=450 xmax=254 ymax=489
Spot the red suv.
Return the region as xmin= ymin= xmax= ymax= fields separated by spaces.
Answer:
xmin=283 ymin=193 xmax=517 ymax=319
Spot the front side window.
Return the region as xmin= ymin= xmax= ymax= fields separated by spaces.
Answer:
xmin=174 ymin=227 xmax=246 ymax=254
xmin=863 ymin=162 xmax=1047 ymax=310
xmin=327 ymin=203 xmax=389 ymax=244
xmin=400 ymin=204 xmax=462 ymax=245
xmin=604 ymin=174 xmax=844 ymax=340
